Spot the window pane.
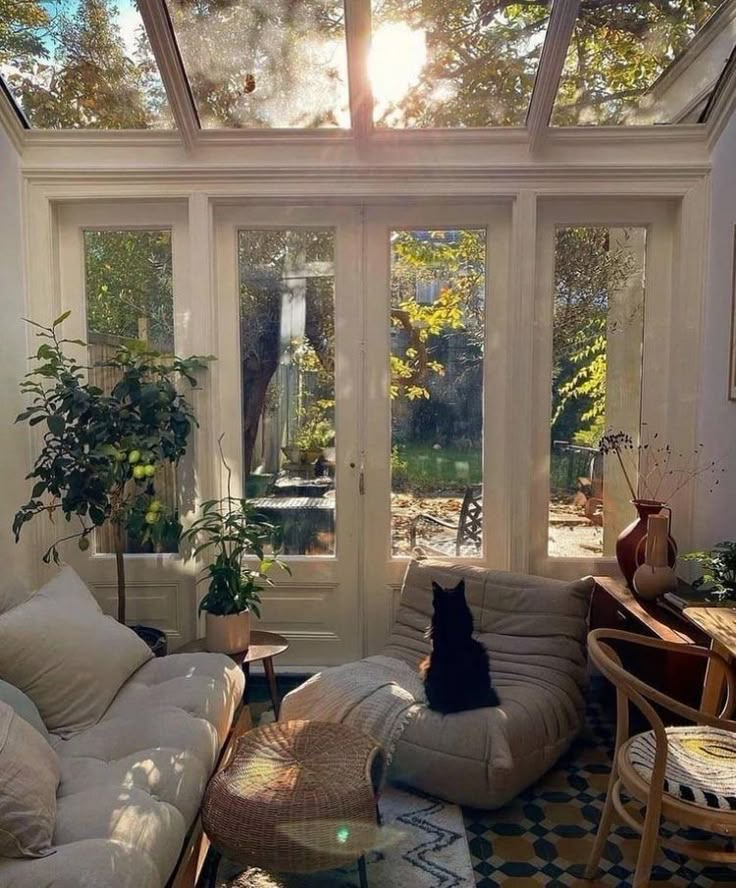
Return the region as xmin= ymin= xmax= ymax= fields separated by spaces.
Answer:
xmin=370 ymin=1 xmax=551 ymax=127
xmin=552 ymin=1 xmax=726 ymax=126
xmin=239 ymin=230 xmax=336 ymax=556
xmin=390 ymin=229 xmax=485 ymax=557
xmin=0 ymin=1 xmax=172 ymax=129
xmin=83 ymin=228 xmax=178 ymax=555
xmin=166 ymin=0 xmax=349 ymax=128
xmin=549 ymin=226 xmax=646 ymax=558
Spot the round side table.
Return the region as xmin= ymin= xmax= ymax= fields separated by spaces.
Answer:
xmin=177 ymin=630 xmax=289 ymax=717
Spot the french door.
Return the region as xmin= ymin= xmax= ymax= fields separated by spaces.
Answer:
xmin=214 ymin=202 xmax=511 ymax=661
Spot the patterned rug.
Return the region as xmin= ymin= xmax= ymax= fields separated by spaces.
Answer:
xmin=209 ymin=675 xmax=736 ymax=887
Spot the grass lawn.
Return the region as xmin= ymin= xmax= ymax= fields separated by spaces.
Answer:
xmin=394 ymin=443 xmax=482 ymax=491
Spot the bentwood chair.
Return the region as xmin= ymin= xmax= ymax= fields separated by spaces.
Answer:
xmin=585 ymin=628 xmax=736 ymax=887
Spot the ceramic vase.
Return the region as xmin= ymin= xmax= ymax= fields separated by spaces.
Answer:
xmin=205 ymin=610 xmax=251 ymax=654
xmin=633 ymin=514 xmax=678 ymax=600
xmin=616 ymin=499 xmax=677 ymax=587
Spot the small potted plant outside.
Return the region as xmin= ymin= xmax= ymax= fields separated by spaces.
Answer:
xmin=292 ymin=400 xmax=334 ymax=464
xmin=182 ymin=438 xmax=288 ymax=653
xmin=681 ymin=542 xmax=736 ymax=601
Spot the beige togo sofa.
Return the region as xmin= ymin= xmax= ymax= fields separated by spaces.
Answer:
xmin=0 ymin=567 xmax=244 ymax=888
xmin=385 ymin=559 xmax=594 ymax=808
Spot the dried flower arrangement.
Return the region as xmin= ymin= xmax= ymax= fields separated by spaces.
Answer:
xmin=598 ymin=426 xmax=725 ymax=504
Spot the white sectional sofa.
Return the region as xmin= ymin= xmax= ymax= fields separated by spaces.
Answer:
xmin=0 ymin=568 xmax=244 ymax=888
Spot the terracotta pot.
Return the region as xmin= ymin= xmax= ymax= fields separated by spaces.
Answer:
xmin=205 ymin=610 xmax=251 ymax=654
xmin=616 ymin=499 xmax=677 ymax=588
xmin=633 ymin=514 xmax=678 ymax=600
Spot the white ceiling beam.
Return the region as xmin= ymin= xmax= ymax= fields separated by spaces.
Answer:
xmin=0 ymin=81 xmax=27 ymax=154
xmin=344 ymin=0 xmax=374 ymax=144
xmin=526 ymin=0 xmax=580 ymax=155
xmin=137 ymin=0 xmax=199 ymax=153
xmin=705 ymin=45 xmax=736 ymax=150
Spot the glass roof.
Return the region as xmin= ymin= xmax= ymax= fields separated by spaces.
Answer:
xmin=0 ymin=0 xmax=733 ymax=132
xmin=0 ymin=0 xmax=172 ymax=129
xmin=165 ymin=0 xmax=350 ymax=128
xmin=552 ymin=0 xmax=729 ymax=126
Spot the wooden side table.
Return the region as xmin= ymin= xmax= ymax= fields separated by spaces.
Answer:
xmin=590 ymin=576 xmax=709 ymax=707
xmin=177 ymin=630 xmax=289 ymax=718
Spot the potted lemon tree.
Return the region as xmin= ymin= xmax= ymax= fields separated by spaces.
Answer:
xmin=13 ymin=313 xmax=210 ymax=649
xmin=182 ymin=439 xmax=287 ymax=653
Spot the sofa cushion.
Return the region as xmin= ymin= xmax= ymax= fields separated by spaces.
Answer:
xmin=0 ymin=679 xmax=49 ymax=740
xmin=0 ymin=566 xmax=152 ymax=737
xmin=0 ymin=700 xmax=60 ymax=858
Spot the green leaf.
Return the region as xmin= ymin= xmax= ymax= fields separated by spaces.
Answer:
xmin=52 ymin=310 xmax=71 ymax=328
xmin=47 ymin=415 xmax=66 ymax=436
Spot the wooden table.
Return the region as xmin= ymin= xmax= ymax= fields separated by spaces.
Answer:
xmin=590 ymin=576 xmax=709 ymax=707
xmin=177 ymin=630 xmax=289 ymax=718
xmin=682 ymin=607 xmax=736 ymax=715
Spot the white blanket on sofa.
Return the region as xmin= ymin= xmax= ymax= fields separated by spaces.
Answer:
xmin=279 ymin=655 xmax=426 ymax=763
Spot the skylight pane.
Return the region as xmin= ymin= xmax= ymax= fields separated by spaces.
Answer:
xmin=165 ymin=0 xmax=350 ymax=129
xmin=370 ymin=0 xmax=552 ymax=127
xmin=0 ymin=0 xmax=173 ymax=129
xmin=552 ymin=1 xmax=728 ymax=126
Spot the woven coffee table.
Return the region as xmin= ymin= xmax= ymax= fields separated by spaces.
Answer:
xmin=203 ymin=720 xmax=384 ymax=887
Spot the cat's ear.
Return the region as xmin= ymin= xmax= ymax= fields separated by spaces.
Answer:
xmin=453 ymin=579 xmax=466 ymax=599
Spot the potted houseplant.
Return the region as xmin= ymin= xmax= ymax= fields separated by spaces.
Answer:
xmin=292 ymin=400 xmax=334 ymax=464
xmin=13 ymin=313 xmax=210 ymax=650
xmin=182 ymin=437 xmax=288 ymax=653
xmin=682 ymin=542 xmax=736 ymax=600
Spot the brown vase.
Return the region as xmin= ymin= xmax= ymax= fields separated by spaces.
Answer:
xmin=616 ymin=499 xmax=677 ymax=588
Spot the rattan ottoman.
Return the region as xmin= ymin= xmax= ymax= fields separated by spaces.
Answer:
xmin=202 ymin=720 xmax=385 ymax=887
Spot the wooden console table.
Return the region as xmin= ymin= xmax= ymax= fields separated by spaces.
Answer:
xmin=682 ymin=607 xmax=736 ymax=716
xmin=590 ymin=576 xmax=709 ymax=707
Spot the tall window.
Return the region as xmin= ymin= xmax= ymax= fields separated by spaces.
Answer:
xmin=548 ymin=226 xmax=646 ymax=558
xmin=83 ymin=228 xmax=177 ymax=554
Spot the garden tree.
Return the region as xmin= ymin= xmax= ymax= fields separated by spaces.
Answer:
xmin=1 ymin=0 xmax=159 ymax=128
xmin=551 ymin=227 xmax=640 ymax=446
xmin=13 ymin=314 xmax=209 ymax=623
xmin=84 ymin=230 xmax=174 ymax=352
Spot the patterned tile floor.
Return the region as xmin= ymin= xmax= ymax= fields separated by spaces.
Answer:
xmin=247 ymin=675 xmax=736 ymax=887
xmin=463 ymin=679 xmax=736 ymax=887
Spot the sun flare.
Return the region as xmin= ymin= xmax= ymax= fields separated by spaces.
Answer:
xmin=369 ymin=22 xmax=427 ymax=111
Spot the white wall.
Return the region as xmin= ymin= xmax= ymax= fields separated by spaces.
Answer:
xmin=693 ymin=113 xmax=736 ymax=548
xmin=0 ymin=126 xmax=33 ymax=593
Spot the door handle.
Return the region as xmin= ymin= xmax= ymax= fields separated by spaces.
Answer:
xmin=359 ymin=462 xmax=365 ymax=495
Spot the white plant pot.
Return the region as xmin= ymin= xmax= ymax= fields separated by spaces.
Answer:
xmin=205 ymin=610 xmax=251 ymax=654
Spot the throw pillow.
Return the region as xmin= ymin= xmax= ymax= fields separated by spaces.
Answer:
xmin=0 ymin=680 xmax=48 ymax=741
xmin=0 ymin=566 xmax=152 ymax=737
xmin=0 ymin=700 xmax=60 ymax=858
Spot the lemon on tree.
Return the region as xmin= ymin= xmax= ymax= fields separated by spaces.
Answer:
xmin=144 ymin=464 xmax=156 ymax=477
xmin=132 ymin=464 xmax=147 ymax=480
xmin=128 ymin=449 xmax=141 ymax=465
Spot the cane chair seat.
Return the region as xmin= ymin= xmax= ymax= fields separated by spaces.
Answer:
xmin=627 ymin=725 xmax=736 ymax=811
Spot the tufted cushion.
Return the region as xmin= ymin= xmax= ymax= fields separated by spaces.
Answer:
xmin=0 ymin=566 xmax=153 ymax=736
xmin=0 ymin=652 xmax=245 ymax=887
xmin=383 ymin=559 xmax=593 ymax=808
xmin=628 ymin=726 xmax=736 ymax=810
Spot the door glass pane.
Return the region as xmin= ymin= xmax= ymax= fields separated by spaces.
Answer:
xmin=239 ymin=230 xmax=336 ymax=556
xmin=83 ymin=229 xmax=178 ymax=555
xmin=390 ymin=229 xmax=485 ymax=557
xmin=370 ymin=1 xmax=551 ymax=127
xmin=549 ymin=226 xmax=646 ymax=558
xmin=166 ymin=0 xmax=349 ymax=128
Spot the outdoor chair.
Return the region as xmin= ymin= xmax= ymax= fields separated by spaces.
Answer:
xmin=584 ymin=628 xmax=736 ymax=887
xmin=409 ymin=484 xmax=482 ymax=556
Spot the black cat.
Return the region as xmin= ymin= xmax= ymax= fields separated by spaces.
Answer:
xmin=420 ymin=579 xmax=500 ymax=714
